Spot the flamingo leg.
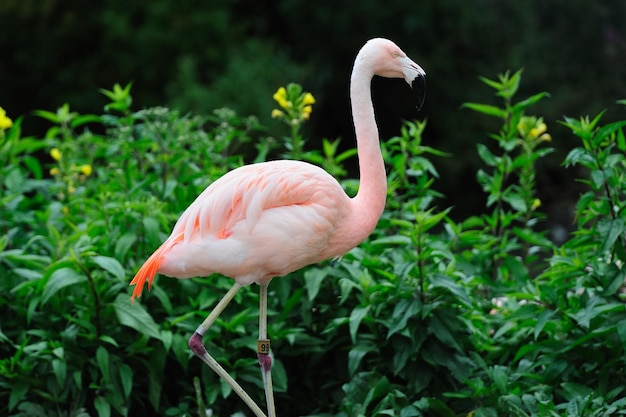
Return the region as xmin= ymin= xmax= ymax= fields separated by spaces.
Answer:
xmin=257 ymin=283 xmax=276 ymax=417
xmin=188 ymin=283 xmax=268 ymax=417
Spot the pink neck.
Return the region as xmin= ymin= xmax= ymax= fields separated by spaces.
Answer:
xmin=350 ymin=60 xmax=387 ymax=237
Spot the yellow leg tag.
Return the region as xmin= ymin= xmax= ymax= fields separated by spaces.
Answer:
xmin=257 ymin=339 xmax=271 ymax=354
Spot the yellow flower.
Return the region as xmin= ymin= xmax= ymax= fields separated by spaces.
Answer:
xmin=531 ymin=198 xmax=542 ymax=211
xmin=539 ymin=133 xmax=552 ymax=142
xmin=302 ymin=105 xmax=313 ymax=120
xmin=50 ymin=148 xmax=62 ymax=161
xmin=0 ymin=107 xmax=13 ymax=130
xmin=272 ymin=87 xmax=290 ymax=109
xmin=529 ymin=123 xmax=547 ymax=138
xmin=50 ymin=167 xmax=60 ymax=176
xmin=271 ymin=109 xmax=284 ymax=119
xmin=79 ymin=164 xmax=92 ymax=176
xmin=302 ymin=92 xmax=316 ymax=106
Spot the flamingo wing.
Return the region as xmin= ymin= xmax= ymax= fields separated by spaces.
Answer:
xmin=130 ymin=160 xmax=348 ymax=301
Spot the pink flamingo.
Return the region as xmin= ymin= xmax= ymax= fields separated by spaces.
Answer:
xmin=130 ymin=38 xmax=425 ymax=417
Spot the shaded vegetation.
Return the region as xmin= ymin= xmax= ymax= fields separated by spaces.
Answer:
xmin=2 ymin=70 xmax=626 ymax=416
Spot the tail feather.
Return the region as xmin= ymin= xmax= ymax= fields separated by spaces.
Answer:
xmin=130 ymin=232 xmax=184 ymax=303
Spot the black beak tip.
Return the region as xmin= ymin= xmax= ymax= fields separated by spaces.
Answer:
xmin=412 ymin=74 xmax=426 ymax=111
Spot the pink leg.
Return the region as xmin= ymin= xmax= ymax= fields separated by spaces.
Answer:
xmin=258 ymin=283 xmax=276 ymax=417
xmin=189 ymin=283 xmax=267 ymax=417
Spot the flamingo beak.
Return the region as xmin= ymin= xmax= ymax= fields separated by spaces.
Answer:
xmin=401 ymin=56 xmax=426 ymax=111
xmin=412 ymin=73 xmax=426 ymax=111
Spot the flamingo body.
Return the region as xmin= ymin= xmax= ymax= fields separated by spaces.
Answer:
xmin=132 ymin=159 xmax=360 ymax=294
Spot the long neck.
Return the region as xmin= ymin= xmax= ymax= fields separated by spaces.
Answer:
xmin=350 ymin=61 xmax=387 ymax=231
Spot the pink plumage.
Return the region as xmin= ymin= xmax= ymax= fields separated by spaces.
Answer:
xmin=144 ymin=161 xmax=352 ymax=288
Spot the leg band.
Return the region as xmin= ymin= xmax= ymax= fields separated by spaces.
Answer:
xmin=257 ymin=339 xmax=271 ymax=354
xmin=195 ymin=324 xmax=207 ymax=336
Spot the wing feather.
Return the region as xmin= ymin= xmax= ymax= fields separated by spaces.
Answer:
xmin=173 ymin=160 xmax=338 ymax=242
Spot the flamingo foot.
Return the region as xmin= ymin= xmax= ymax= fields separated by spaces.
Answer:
xmin=188 ymin=332 xmax=207 ymax=356
xmin=257 ymin=352 xmax=272 ymax=373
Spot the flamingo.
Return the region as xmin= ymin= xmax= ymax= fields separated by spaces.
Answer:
xmin=129 ymin=38 xmax=425 ymax=417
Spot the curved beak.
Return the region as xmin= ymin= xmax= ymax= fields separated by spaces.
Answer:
xmin=412 ymin=73 xmax=426 ymax=111
xmin=401 ymin=57 xmax=426 ymax=111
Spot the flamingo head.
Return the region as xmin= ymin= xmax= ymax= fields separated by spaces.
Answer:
xmin=361 ymin=38 xmax=427 ymax=111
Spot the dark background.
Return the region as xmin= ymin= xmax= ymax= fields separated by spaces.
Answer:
xmin=2 ymin=0 xmax=625 ymax=231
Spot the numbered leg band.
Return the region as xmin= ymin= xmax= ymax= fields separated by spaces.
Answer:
xmin=257 ymin=339 xmax=271 ymax=354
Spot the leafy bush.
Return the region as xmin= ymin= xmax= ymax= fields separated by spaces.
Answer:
xmin=1 ymin=73 xmax=626 ymax=417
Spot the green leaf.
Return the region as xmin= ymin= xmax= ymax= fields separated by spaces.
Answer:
xmin=401 ymin=405 xmax=421 ymax=417
xmin=513 ymin=343 xmax=539 ymax=362
xmin=96 ymin=346 xmax=110 ymax=383
xmin=429 ymin=315 xmax=463 ymax=352
xmin=42 ymin=267 xmax=87 ymax=304
xmin=491 ymin=365 xmax=508 ymax=394
xmin=476 ymin=143 xmax=499 ymax=166
xmin=363 ymin=375 xmax=391 ymax=410
xmin=271 ymin=358 xmax=288 ymax=393
xmin=171 ymin=333 xmax=190 ymax=371
xmin=503 ymin=192 xmax=527 ymax=212
xmin=512 ymin=227 xmax=554 ymax=248
xmin=336 ymin=147 xmax=358 ymax=163
xmin=52 ymin=358 xmax=67 ymax=387
xmin=425 ymin=398 xmax=456 ymax=417
xmin=9 ymin=381 xmax=29 ymax=411
xmin=387 ymin=298 xmax=421 ymax=339
xmin=474 ymin=407 xmax=498 ymax=417
xmin=592 ymin=120 xmax=626 ymax=146
xmin=99 ymin=335 xmax=119 ymax=347
xmin=348 ymin=343 xmax=376 ymax=376
xmin=597 ymin=218 xmax=625 ymax=253
xmin=561 ymin=382 xmax=593 ymax=401
xmin=118 ymin=363 xmax=133 ymax=399
xmin=461 ymin=102 xmax=507 ymax=119
xmin=143 ymin=217 xmax=162 ymax=241
xmin=92 ymin=255 xmax=126 ymax=281
xmin=512 ymin=91 xmax=550 ymax=113
xmin=534 ymin=310 xmax=554 ymax=340
xmin=147 ymin=349 xmax=166 ymax=409
xmin=94 ymin=396 xmax=111 ymax=417
xmin=23 ymin=156 xmax=43 ymax=179
xmin=349 ymin=305 xmax=371 ymax=343
xmin=430 ymin=274 xmax=472 ymax=307
xmin=71 ymin=114 xmax=102 ymax=128
xmin=563 ymin=147 xmax=595 ymax=168
xmin=617 ymin=321 xmax=626 ymax=349
xmin=338 ymin=278 xmax=359 ymax=303
xmin=499 ymin=68 xmax=523 ymax=99
xmin=160 ymin=329 xmax=173 ymax=352
xmin=478 ymin=75 xmax=502 ymax=90
xmin=114 ymin=233 xmax=137 ymax=261
xmin=601 ymin=266 xmax=626 ymax=296
xmin=33 ymin=109 xmax=60 ymax=123
xmin=113 ymin=293 xmax=161 ymax=339
xmin=418 ymin=208 xmax=452 ymax=234
xmin=304 ymin=267 xmax=328 ymax=302
xmin=371 ymin=235 xmax=412 ymax=245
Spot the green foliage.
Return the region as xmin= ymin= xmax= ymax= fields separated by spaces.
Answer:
xmin=2 ymin=73 xmax=626 ymax=417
